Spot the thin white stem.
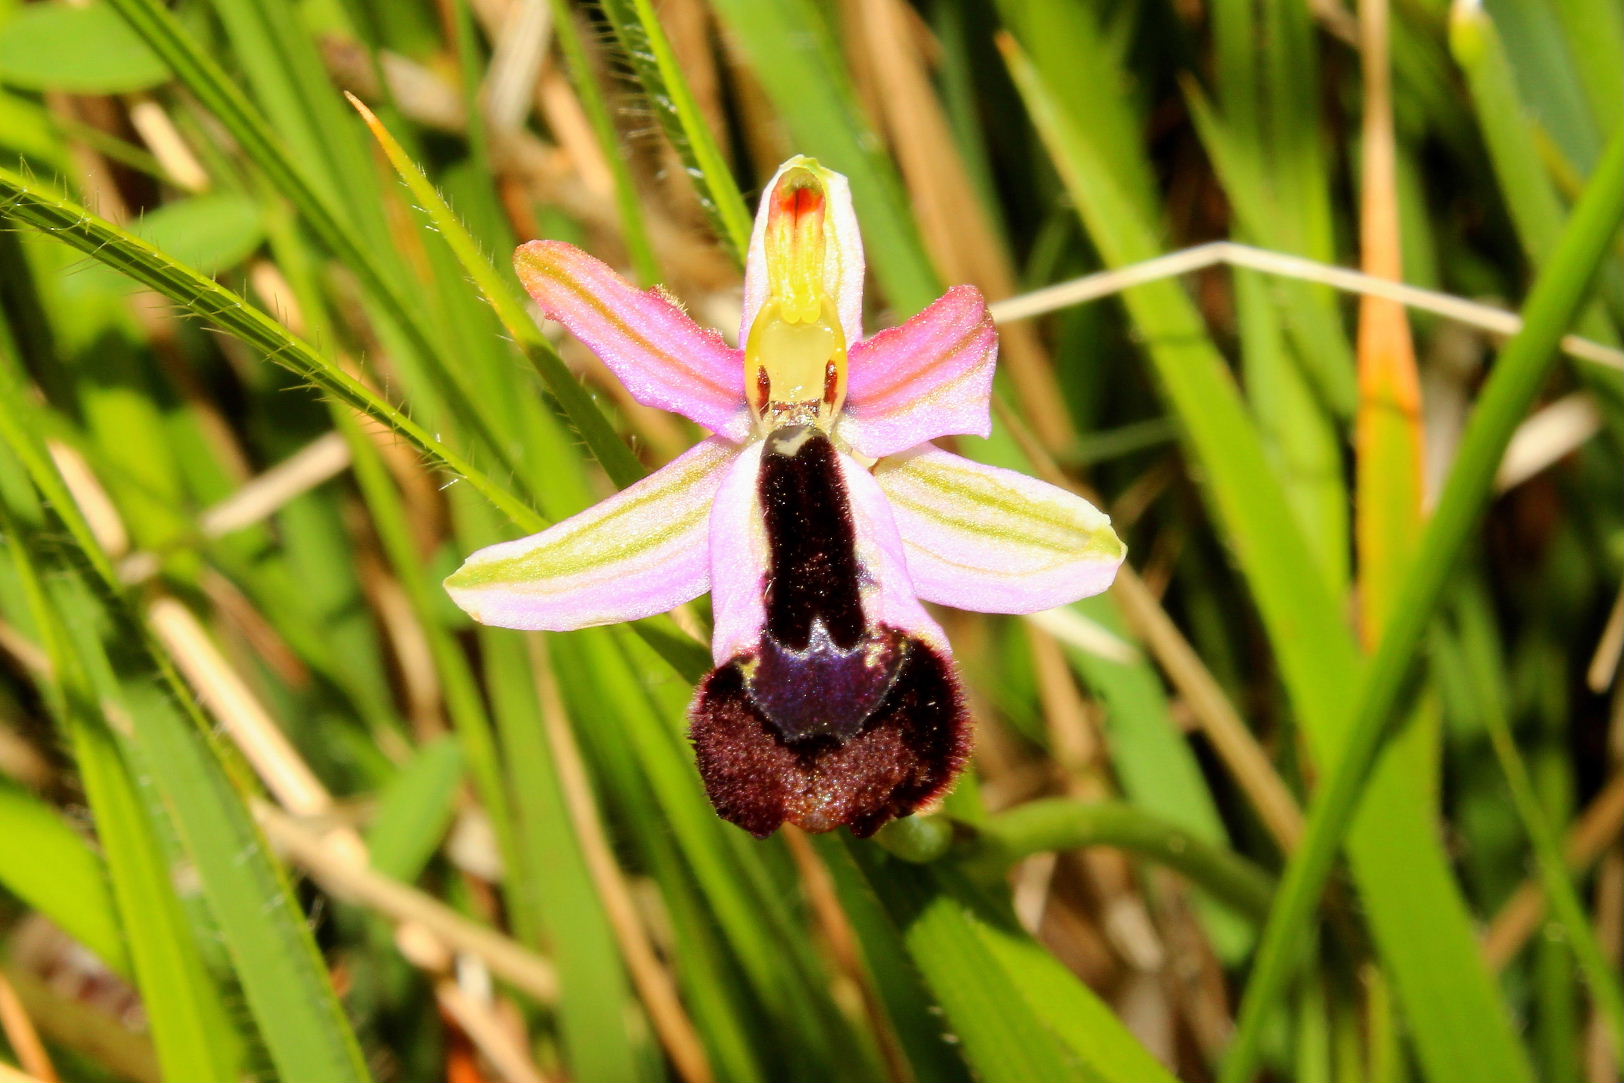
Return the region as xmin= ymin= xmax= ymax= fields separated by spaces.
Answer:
xmin=118 ymin=431 xmax=352 ymax=583
xmin=988 ymin=240 xmax=1624 ymax=372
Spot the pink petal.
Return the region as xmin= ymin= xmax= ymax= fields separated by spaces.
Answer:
xmin=445 ymin=437 xmax=738 ymax=629
xmin=834 ymin=448 xmax=949 ymax=648
xmin=835 ymin=286 xmax=997 ymax=459
xmin=515 ymin=241 xmax=751 ymax=440
xmin=741 ymin=157 xmax=865 ymax=350
xmin=707 ymin=439 xmax=769 ymax=664
xmin=873 ymin=444 xmax=1125 ymax=613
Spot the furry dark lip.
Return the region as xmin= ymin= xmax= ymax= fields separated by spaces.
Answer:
xmin=687 ymin=424 xmax=971 ymax=838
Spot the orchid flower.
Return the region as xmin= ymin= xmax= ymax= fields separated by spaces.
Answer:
xmin=445 ymin=157 xmax=1125 ymax=838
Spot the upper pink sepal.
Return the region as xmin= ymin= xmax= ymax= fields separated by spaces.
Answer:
xmin=515 ymin=241 xmax=751 ymax=441
xmin=443 ymin=437 xmax=736 ymax=630
xmin=873 ymin=444 xmax=1125 ymax=614
xmin=836 ymin=286 xmax=997 ymax=459
xmin=741 ymin=157 xmax=865 ymax=350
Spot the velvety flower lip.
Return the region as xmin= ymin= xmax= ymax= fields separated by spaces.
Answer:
xmin=445 ymin=155 xmax=1126 ymax=837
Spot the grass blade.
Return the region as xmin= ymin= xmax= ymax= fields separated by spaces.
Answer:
xmin=850 ymin=846 xmax=1178 ymax=1083
xmin=547 ymin=0 xmax=661 ymax=283
xmin=597 ymin=0 xmax=752 ymax=260
xmin=1222 ymin=128 xmax=1624 ymax=1083
xmin=0 ymin=164 xmax=544 ymax=532
xmin=1438 ymin=619 xmax=1624 ymax=1056
xmin=345 ymin=93 xmax=647 ymax=490
xmin=0 ymin=489 xmax=243 ymax=1082
xmin=968 ymin=800 xmax=1274 ymax=921
xmin=0 ymin=779 xmax=124 ymax=973
xmin=1004 ymin=17 xmax=1542 ymax=1077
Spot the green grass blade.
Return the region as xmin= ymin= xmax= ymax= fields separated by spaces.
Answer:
xmin=0 ymin=493 xmax=243 ymax=1082
xmin=102 ymin=0 xmax=532 ymax=481
xmin=482 ymin=629 xmax=661 ymax=1081
xmin=850 ymin=846 xmax=1177 ymax=1083
xmin=0 ymin=2 xmax=167 ymax=93
xmin=346 ymin=94 xmax=647 ymax=490
xmin=1549 ymin=0 xmax=1623 ymax=141
xmin=1054 ymin=592 xmax=1254 ymax=960
xmin=364 ymin=736 xmax=464 ymax=882
xmin=811 ymin=836 xmax=975 ymax=1083
xmin=0 ymin=164 xmax=544 ymax=533
xmin=1222 ymin=128 xmax=1624 ymax=1083
xmin=969 ymin=799 xmax=1274 ymax=921
xmin=0 ymin=397 xmax=372 ymax=1081
xmin=345 ymin=424 xmax=533 ymax=936
xmin=547 ymin=0 xmax=660 ymax=284
xmin=200 ymin=0 xmax=385 ymax=230
xmin=847 ymin=848 xmax=1094 ymax=1083
xmin=998 ymin=27 xmax=1359 ymax=723
xmin=597 ymin=0 xmax=752 ymax=260
xmin=1450 ymin=1 xmax=1623 ymax=374
xmin=1003 ymin=21 xmax=1539 ymax=1079
xmin=1438 ymin=621 xmax=1624 ymax=1055
xmin=118 ymin=666 xmax=372 ymax=1082
xmin=0 ymin=778 xmax=125 ymax=973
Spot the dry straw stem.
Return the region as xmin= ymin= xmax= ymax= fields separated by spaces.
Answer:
xmin=255 ymin=802 xmax=560 ymax=1002
xmin=433 ymin=978 xmax=552 ymax=1083
xmin=1484 ymin=773 xmax=1624 ymax=969
xmin=998 ymin=400 xmax=1305 ymax=854
xmin=781 ymin=829 xmax=911 ymax=1083
xmin=990 ymin=235 xmax=1611 ymax=510
xmin=1496 ymin=392 xmax=1602 ymax=491
xmin=1111 ymin=568 xmax=1305 ymax=851
xmin=531 ymin=637 xmax=716 ymax=1083
xmin=851 ymin=0 xmax=1075 ymax=450
xmin=124 ymin=96 xmax=208 ymax=193
xmin=1593 ymin=846 xmax=1624 ymax=1081
xmin=0 ymin=972 xmax=55 ymax=1083
xmin=1588 ymin=582 xmax=1624 ymax=693
xmin=482 ymin=0 xmax=553 ymax=136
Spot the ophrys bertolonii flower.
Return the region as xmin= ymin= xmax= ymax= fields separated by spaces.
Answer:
xmin=445 ymin=157 xmax=1124 ymax=837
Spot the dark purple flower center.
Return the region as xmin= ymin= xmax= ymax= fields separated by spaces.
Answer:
xmin=688 ymin=425 xmax=970 ymax=837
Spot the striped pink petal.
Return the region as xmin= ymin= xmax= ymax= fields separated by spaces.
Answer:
xmin=444 ymin=437 xmax=738 ymax=630
xmin=874 ymin=444 xmax=1125 ymax=613
xmin=516 ymin=241 xmax=751 ymax=441
xmin=836 ymin=286 xmax=996 ymax=459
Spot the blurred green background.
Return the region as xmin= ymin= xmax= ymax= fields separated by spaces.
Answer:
xmin=0 ymin=0 xmax=1619 ymax=1080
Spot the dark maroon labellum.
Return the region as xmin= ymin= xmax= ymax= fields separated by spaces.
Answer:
xmin=689 ymin=426 xmax=970 ymax=838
